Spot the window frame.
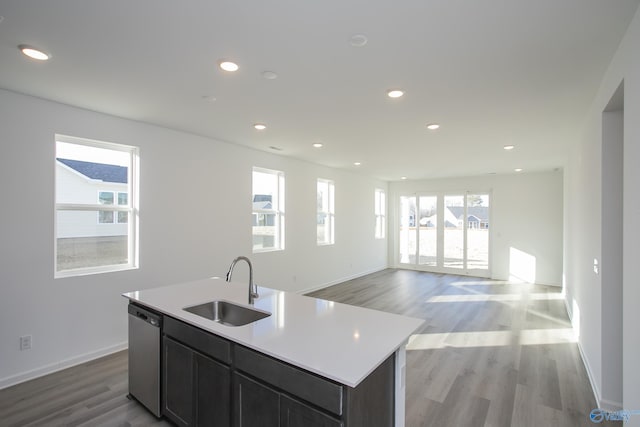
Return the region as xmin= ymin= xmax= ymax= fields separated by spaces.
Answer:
xmin=317 ymin=178 xmax=335 ymax=246
xmin=54 ymin=134 xmax=139 ymax=278
xmin=252 ymin=167 xmax=285 ymax=253
xmin=375 ymin=188 xmax=386 ymax=239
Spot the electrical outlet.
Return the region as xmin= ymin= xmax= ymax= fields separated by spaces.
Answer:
xmin=20 ymin=335 xmax=32 ymax=351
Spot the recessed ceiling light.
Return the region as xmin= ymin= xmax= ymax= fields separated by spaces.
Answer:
xmin=354 ymin=162 xmax=361 ymax=166
xmin=504 ymin=145 xmax=515 ymax=150
xmin=515 ymin=168 xmax=523 ymax=172
xmin=312 ymin=143 xmax=323 ymax=148
xmin=19 ymin=45 xmax=49 ymax=61
xmin=349 ymin=34 xmax=368 ymax=47
xmin=401 ymin=176 xmax=408 ymax=180
xmin=253 ymin=123 xmax=267 ymax=130
xmin=387 ymin=90 xmax=404 ymax=98
xmin=219 ymin=60 xmax=239 ymax=72
xmin=261 ymin=71 xmax=278 ymax=80
xmin=426 ymin=123 xmax=440 ymax=130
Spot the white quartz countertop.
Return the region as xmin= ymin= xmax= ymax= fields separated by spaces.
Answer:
xmin=123 ymin=277 xmax=424 ymax=387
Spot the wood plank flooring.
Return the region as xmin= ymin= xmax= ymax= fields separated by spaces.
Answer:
xmin=309 ymin=269 xmax=616 ymax=427
xmin=0 ymin=269 xmax=616 ymax=426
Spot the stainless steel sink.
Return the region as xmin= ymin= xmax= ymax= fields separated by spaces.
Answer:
xmin=183 ymin=300 xmax=271 ymax=326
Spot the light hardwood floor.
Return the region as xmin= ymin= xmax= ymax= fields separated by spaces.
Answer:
xmin=0 ymin=269 xmax=618 ymax=426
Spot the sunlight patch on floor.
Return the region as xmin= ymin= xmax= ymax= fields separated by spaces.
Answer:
xmin=406 ymin=328 xmax=576 ymax=350
xmin=426 ymin=293 xmax=564 ymax=303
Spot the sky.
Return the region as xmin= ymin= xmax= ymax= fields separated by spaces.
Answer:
xmin=56 ymin=141 xmax=129 ymax=166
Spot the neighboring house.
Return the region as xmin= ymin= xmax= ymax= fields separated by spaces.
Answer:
xmin=418 ymin=206 xmax=489 ymax=229
xmin=252 ymin=194 xmax=275 ymax=226
xmin=56 ymin=158 xmax=128 ymax=238
xmin=447 ymin=206 xmax=490 ymax=229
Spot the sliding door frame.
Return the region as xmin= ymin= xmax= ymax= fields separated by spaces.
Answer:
xmin=394 ymin=190 xmax=492 ymax=278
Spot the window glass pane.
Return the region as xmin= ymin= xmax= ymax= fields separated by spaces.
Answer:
xmin=117 ymin=211 xmax=129 ymax=224
xmin=99 ymin=192 xmax=114 ymax=205
xmin=466 ymin=194 xmax=490 ymax=270
xmin=375 ymin=189 xmax=386 ymax=239
xmin=99 ymin=210 xmax=114 ymax=224
xmin=418 ymin=196 xmax=437 ymax=266
xmin=118 ymin=192 xmax=128 ymax=205
xmin=444 ymin=195 xmax=465 ymax=268
xmin=399 ymin=196 xmax=416 ymax=264
xmin=56 ymin=210 xmax=129 ymax=271
xmin=317 ymin=180 xmax=334 ymax=245
xmin=252 ymin=168 xmax=284 ymax=251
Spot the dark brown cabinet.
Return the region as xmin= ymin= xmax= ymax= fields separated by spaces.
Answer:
xmin=161 ymin=315 xmax=394 ymax=427
xmin=233 ymin=372 xmax=280 ymax=427
xmin=164 ymin=337 xmax=194 ymax=427
xmin=281 ymin=395 xmax=343 ymax=427
xmin=163 ymin=317 xmax=232 ymax=427
xmin=233 ymin=372 xmax=342 ymax=427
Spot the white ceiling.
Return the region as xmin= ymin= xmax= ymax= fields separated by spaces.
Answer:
xmin=1 ymin=0 xmax=638 ymax=181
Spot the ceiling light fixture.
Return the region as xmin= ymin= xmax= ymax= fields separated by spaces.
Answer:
xmin=504 ymin=145 xmax=515 ymax=150
xmin=354 ymin=162 xmax=362 ymax=166
xmin=19 ymin=44 xmax=49 ymax=61
xmin=426 ymin=123 xmax=440 ymax=130
xmin=515 ymin=168 xmax=523 ymax=172
xmin=387 ymin=89 xmax=404 ymax=98
xmin=219 ymin=60 xmax=239 ymax=72
xmin=401 ymin=176 xmax=408 ymax=180
xmin=312 ymin=143 xmax=323 ymax=148
xmin=253 ymin=123 xmax=267 ymax=130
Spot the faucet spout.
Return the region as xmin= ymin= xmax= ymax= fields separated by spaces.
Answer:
xmin=226 ymin=256 xmax=259 ymax=304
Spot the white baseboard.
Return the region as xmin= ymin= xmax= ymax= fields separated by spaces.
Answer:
xmin=0 ymin=341 xmax=128 ymax=390
xmin=562 ymin=295 xmax=612 ymax=411
xmin=296 ymin=266 xmax=388 ymax=295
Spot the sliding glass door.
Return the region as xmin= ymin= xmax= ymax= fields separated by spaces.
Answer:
xmin=398 ymin=192 xmax=490 ymax=277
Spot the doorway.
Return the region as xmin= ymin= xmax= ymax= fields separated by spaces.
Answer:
xmin=399 ymin=192 xmax=490 ymax=277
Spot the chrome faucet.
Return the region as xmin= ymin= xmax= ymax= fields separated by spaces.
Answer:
xmin=226 ymin=256 xmax=259 ymax=304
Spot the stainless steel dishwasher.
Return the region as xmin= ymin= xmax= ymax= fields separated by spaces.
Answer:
xmin=128 ymin=303 xmax=162 ymax=417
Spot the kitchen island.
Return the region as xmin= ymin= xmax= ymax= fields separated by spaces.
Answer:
xmin=123 ymin=277 xmax=424 ymax=427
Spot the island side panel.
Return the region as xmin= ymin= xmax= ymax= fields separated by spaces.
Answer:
xmin=345 ymin=353 xmax=395 ymax=427
xmin=395 ymin=344 xmax=407 ymax=427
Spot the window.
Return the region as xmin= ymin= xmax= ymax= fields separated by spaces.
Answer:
xmin=252 ymin=167 xmax=285 ymax=252
xmin=98 ymin=191 xmax=128 ymax=223
xmin=55 ymin=135 xmax=139 ymax=277
xmin=375 ymin=188 xmax=386 ymax=239
xmin=317 ymin=179 xmax=335 ymax=245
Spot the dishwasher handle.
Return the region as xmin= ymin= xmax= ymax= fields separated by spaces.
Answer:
xmin=128 ymin=304 xmax=161 ymax=327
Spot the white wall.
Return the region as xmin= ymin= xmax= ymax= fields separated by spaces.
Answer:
xmin=0 ymin=89 xmax=388 ymax=387
xmin=389 ymin=171 xmax=564 ymax=286
xmin=564 ymin=4 xmax=640 ymax=417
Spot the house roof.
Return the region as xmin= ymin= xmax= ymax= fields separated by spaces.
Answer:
xmin=57 ymin=158 xmax=128 ymax=184
xmin=447 ymin=206 xmax=489 ymax=222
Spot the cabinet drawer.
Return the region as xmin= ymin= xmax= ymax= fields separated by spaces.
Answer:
xmin=234 ymin=345 xmax=343 ymax=416
xmin=164 ymin=316 xmax=231 ymax=364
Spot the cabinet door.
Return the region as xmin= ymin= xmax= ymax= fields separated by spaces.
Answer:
xmin=195 ymin=353 xmax=231 ymax=427
xmin=281 ymin=396 xmax=343 ymax=427
xmin=164 ymin=337 xmax=194 ymax=427
xmin=233 ymin=372 xmax=280 ymax=427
